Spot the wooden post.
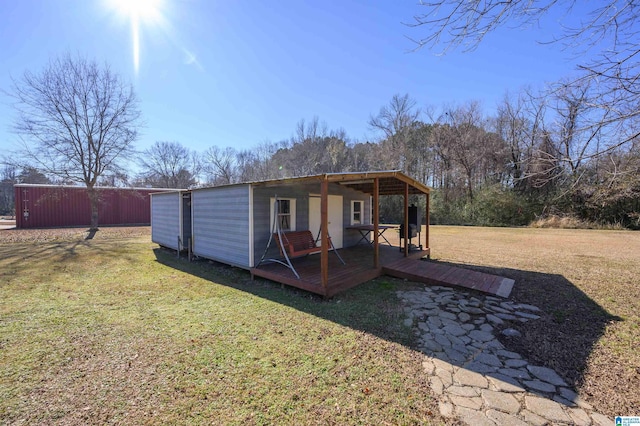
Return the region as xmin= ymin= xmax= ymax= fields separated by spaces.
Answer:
xmin=373 ymin=178 xmax=380 ymax=269
xmin=404 ymin=182 xmax=409 ymax=257
xmin=425 ymin=192 xmax=430 ymax=251
xmin=321 ymin=177 xmax=329 ymax=293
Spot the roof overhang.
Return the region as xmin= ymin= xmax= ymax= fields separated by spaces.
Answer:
xmin=250 ymin=170 xmax=430 ymax=196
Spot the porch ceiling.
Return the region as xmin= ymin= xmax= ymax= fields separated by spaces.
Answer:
xmin=251 ymin=170 xmax=430 ymax=196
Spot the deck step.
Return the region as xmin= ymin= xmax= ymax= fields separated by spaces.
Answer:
xmin=383 ymin=258 xmax=514 ymax=298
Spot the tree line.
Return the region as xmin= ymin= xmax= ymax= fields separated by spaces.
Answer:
xmin=5 ymin=88 xmax=637 ymax=228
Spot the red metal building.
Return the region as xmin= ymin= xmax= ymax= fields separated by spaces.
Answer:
xmin=14 ymin=184 xmax=169 ymax=229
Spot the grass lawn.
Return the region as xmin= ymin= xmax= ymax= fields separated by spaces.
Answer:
xmin=1 ymin=225 xmax=638 ymax=423
xmin=0 ymin=232 xmax=444 ymax=425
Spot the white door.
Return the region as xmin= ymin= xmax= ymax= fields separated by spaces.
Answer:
xmin=309 ymin=195 xmax=343 ymax=249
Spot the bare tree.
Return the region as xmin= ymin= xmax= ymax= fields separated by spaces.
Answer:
xmin=512 ymin=80 xmax=613 ymax=189
xmin=234 ymin=140 xmax=283 ymax=182
xmin=369 ymin=93 xmax=421 ymax=170
xmin=369 ymin=94 xmax=421 ymax=137
xmin=0 ymin=166 xmax=17 ymax=216
xmin=409 ymin=1 xmax=640 ymax=159
xmin=202 ymin=145 xmax=237 ymax=185
xmin=433 ymin=101 xmax=507 ymax=201
xmin=323 ymin=129 xmax=352 ymax=173
xmin=7 ymin=53 xmax=141 ymax=230
xmin=138 ymin=141 xmax=199 ymax=188
xmin=288 ymin=117 xmax=330 ymax=175
xmin=267 ymin=118 xmax=353 ymax=177
xmin=495 ymin=90 xmax=547 ymax=189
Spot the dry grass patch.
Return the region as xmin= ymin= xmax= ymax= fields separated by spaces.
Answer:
xmin=0 ymin=230 xmax=446 ymax=425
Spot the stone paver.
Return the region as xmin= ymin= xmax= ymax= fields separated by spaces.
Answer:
xmin=487 ymin=374 xmax=526 ymax=393
xmin=448 ymin=385 xmax=480 ymax=397
xmin=438 ymin=401 xmax=454 ymax=417
xmin=527 ymin=365 xmax=568 ymax=386
xmin=498 ymin=368 xmax=531 ymax=380
xmin=523 ymin=379 xmax=556 ymax=393
xmin=430 ymin=376 xmax=444 ymax=395
xmin=456 ymin=406 xmax=496 ymax=426
xmin=525 ymin=395 xmax=572 ymax=423
xmin=504 ymin=358 xmax=528 ymax=368
xmin=454 ymin=368 xmax=489 ymax=388
xmin=591 ymin=412 xmax=613 ymax=426
xmin=450 ymin=395 xmax=483 ymax=410
xmin=481 ymin=389 xmax=520 ymax=414
xmin=486 ymin=410 xmax=530 ymax=426
xmin=567 ymin=407 xmax=592 ymax=426
xmin=520 ymin=410 xmax=548 ymax=426
xmin=397 ymin=286 xmax=612 ymax=426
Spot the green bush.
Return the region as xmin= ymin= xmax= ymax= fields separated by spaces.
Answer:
xmin=472 ymin=185 xmax=538 ymax=226
xmin=429 ymin=186 xmax=538 ymax=226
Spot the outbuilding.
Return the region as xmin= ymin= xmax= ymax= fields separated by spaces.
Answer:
xmin=151 ymin=171 xmax=431 ymax=297
xmin=15 ymin=184 xmax=171 ymax=229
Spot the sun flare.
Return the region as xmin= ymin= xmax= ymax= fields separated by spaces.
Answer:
xmin=109 ymin=0 xmax=163 ymax=75
xmin=113 ymin=0 xmax=161 ymax=18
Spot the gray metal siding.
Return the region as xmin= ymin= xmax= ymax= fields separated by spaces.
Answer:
xmin=151 ymin=192 xmax=181 ymax=250
xmin=252 ymin=183 xmax=371 ymax=263
xmin=342 ymin=193 xmax=371 ymax=248
xmin=192 ymin=185 xmax=251 ymax=268
xmin=252 ymin=185 xmax=312 ymax=263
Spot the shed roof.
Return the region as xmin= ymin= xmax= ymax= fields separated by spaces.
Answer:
xmin=15 ymin=183 xmax=176 ymax=191
xmin=162 ymin=170 xmax=431 ymax=196
xmin=247 ymin=170 xmax=430 ymax=196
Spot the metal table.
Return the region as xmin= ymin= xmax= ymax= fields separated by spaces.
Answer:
xmin=346 ymin=224 xmax=397 ymax=246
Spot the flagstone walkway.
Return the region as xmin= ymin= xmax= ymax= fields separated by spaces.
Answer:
xmin=398 ymin=286 xmax=611 ymax=426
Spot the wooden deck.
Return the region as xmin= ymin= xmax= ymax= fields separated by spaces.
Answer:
xmin=383 ymin=257 xmax=514 ymax=298
xmin=251 ymin=245 xmax=427 ymax=297
xmin=251 ymin=244 xmax=514 ymax=298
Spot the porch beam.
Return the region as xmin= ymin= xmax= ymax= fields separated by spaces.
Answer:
xmin=373 ymin=177 xmax=379 ymax=269
xmin=425 ymin=192 xmax=430 ymax=251
xmin=404 ymin=181 xmax=409 ymax=257
xmin=321 ymin=177 xmax=329 ymax=293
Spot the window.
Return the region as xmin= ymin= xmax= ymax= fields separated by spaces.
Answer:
xmin=270 ymin=198 xmax=296 ymax=231
xmin=351 ymin=200 xmax=364 ymax=225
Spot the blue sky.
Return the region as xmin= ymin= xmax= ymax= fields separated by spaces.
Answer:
xmin=1 ymin=0 xmax=586 ymax=155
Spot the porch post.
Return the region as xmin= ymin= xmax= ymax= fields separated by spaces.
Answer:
xmin=321 ymin=177 xmax=329 ymax=293
xmin=425 ymin=191 xmax=430 ymax=251
xmin=373 ymin=177 xmax=380 ymax=269
xmin=403 ymin=182 xmax=409 ymax=257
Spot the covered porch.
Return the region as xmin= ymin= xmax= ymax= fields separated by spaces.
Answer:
xmin=251 ymin=236 xmax=514 ymax=298
xmin=251 ymin=243 xmax=429 ymax=297
xmin=251 ymin=171 xmax=431 ymax=297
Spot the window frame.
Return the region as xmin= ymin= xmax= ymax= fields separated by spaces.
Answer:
xmin=270 ymin=198 xmax=296 ymax=232
xmin=351 ymin=200 xmax=364 ymax=225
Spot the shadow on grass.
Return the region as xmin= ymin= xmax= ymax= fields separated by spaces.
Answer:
xmin=0 ymin=237 xmax=137 ymax=272
xmin=152 ymin=247 xmax=416 ymax=346
xmin=153 ymin=247 xmax=621 ymax=407
xmin=85 ymin=229 xmax=98 ymax=240
xmin=430 ymin=259 xmax=623 ymax=389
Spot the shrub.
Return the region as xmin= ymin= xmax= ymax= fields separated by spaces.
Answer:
xmin=529 ymin=214 xmax=625 ymax=230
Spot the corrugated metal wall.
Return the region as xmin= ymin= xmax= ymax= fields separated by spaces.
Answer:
xmin=150 ymin=191 xmax=181 ymax=250
xmin=14 ymin=185 xmax=163 ymax=229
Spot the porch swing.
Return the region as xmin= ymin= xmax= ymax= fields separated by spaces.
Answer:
xmin=256 ymin=195 xmax=345 ymax=279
